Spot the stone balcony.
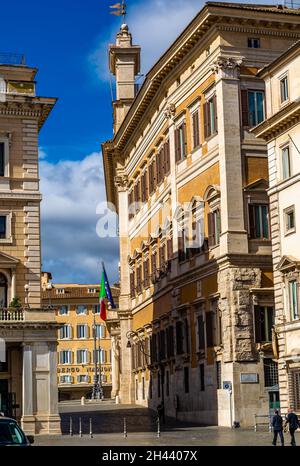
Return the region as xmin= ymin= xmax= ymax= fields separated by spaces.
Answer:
xmin=0 ymin=307 xmax=58 ymax=324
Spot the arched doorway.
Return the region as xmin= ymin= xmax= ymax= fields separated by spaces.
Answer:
xmin=0 ymin=273 xmax=7 ymax=308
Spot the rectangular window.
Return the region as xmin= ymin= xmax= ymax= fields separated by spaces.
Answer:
xmin=200 ymin=364 xmax=205 ymax=391
xmin=77 ymin=324 xmax=88 ymax=339
xmin=60 ymin=375 xmax=72 ymax=384
xmin=249 ymin=204 xmax=269 ymax=239
xmin=94 ymin=349 xmax=105 ymax=363
xmin=197 ymin=314 xmax=205 ymax=351
xmin=206 ymin=311 xmax=214 ymax=347
xmin=184 ymin=367 xmax=189 ymax=393
xmin=76 ymin=305 xmax=87 ymax=315
xmin=166 ymin=326 xmax=174 ymax=358
xmin=175 ymin=121 xmax=186 ymax=162
xmin=60 ymin=324 xmax=71 ymax=340
xmin=248 ymin=90 xmax=264 ymax=127
xmin=176 ymin=321 xmax=184 ymax=355
xmin=136 ymin=264 xmax=142 ymax=294
xmin=204 ymin=95 xmax=218 ymax=139
xmin=216 ymin=361 xmax=222 ymax=389
xmin=0 ymin=142 xmax=5 ymax=177
xmin=192 ymin=110 xmax=200 ymax=149
xmin=151 ymin=252 xmax=157 ymax=281
xmin=77 ymin=349 xmax=88 ymax=364
xmin=208 ymin=209 xmax=221 ymax=247
xmin=263 ymin=359 xmax=278 ymax=388
xmin=0 ymin=216 xmax=6 ymax=239
xmin=241 ymin=90 xmax=264 ymax=127
xmin=130 ymin=270 xmax=135 ymax=298
xmin=254 ymin=306 xmax=274 ymax=342
xmin=95 ymin=324 xmax=105 ymax=339
xmin=164 ymin=140 xmax=170 ymax=175
xmin=248 ymin=38 xmax=260 ymax=48
xmin=60 ymin=350 xmax=72 ymax=364
xmin=77 ymin=375 xmax=88 ymax=383
xmin=93 ymin=304 xmax=100 ymax=314
xmin=284 ymin=206 xmax=295 ymax=235
xmin=289 ymin=280 xmax=299 ymax=321
xmin=280 ymin=76 xmax=289 ymax=103
xmin=292 ymin=371 xmax=300 ymax=411
xmin=59 ymin=305 xmax=69 ymax=315
xmin=282 ymin=146 xmax=291 ymax=179
xmin=143 ymin=258 xmax=150 ymax=288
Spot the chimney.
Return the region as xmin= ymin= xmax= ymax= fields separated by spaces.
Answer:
xmin=109 ymin=24 xmax=141 ymax=133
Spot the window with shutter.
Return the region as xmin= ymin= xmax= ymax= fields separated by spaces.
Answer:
xmin=208 ymin=212 xmax=216 ymax=247
xmin=143 ymin=259 xmax=149 ymax=288
xmin=175 ymin=127 xmax=181 ymax=162
xmin=206 ymin=312 xmax=214 ymax=347
xmin=156 ymin=150 xmax=161 ymax=185
xmin=192 ymin=110 xmax=200 ymax=149
xmin=164 ymin=140 xmax=170 ymax=175
xmin=176 ymin=321 xmax=184 ymax=355
xmin=0 ymin=143 xmax=4 ymax=177
xmin=204 ymin=101 xmax=210 ymax=139
xmin=241 ymin=89 xmax=249 ymax=127
xmin=128 ymin=191 xmax=134 ymax=219
xmin=197 ymin=314 xmax=205 ymax=350
xmin=130 ymin=271 xmax=135 ymax=298
xmin=151 ymin=252 xmax=157 ymax=280
xmin=212 ymin=94 xmax=218 ymax=133
xmin=167 ymin=238 xmax=173 ymax=261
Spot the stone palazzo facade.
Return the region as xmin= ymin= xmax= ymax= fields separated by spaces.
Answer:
xmin=252 ymin=41 xmax=300 ymax=416
xmin=0 ymin=58 xmax=61 ymax=434
xmin=102 ymin=3 xmax=300 ymax=426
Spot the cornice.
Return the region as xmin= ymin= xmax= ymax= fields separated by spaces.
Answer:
xmin=0 ymin=192 xmax=42 ymax=201
xmin=218 ymin=24 xmax=300 ymax=39
xmin=0 ymin=98 xmax=56 ymax=130
xmin=251 ymin=99 xmax=300 ymax=141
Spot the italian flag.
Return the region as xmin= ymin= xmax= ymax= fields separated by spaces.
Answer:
xmin=99 ymin=271 xmax=107 ymax=321
xmin=99 ymin=263 xmax=116 ymax=321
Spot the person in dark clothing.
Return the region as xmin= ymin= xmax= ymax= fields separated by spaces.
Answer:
xmin=272 ymin=409 xmax=284 ymax=446
xmin=284 ymin=408 xmax=299 ymax=446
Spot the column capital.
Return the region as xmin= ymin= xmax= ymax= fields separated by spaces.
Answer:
xmin=211 ymin=56 xmax=243 ymax=80
xmin=115 ymin=173 xmax=128 ymax=191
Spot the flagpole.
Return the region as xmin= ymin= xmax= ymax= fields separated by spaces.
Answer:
xmin=92 ymin=311 xmax=99 ymax=400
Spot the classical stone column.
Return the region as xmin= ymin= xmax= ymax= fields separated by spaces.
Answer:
xmin=47 ymin=341 xmax=62 ymax=434
xmin=21 ymin=343 xmax=35 ymax=434
xmin=115 ymin=171 xmax=134 ymax=404
xmin=11 ymin=269 xmax=16 ymax=301
xmin=213 ymin=56 xmax=248 ymax=256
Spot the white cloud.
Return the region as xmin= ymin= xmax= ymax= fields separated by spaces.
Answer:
xmin=38 ymin=147 xmax=47 ymax=160
xmin=40 ymin=152 xmax=119 ymax=284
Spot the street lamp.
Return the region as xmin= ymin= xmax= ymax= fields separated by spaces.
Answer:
xmin=92 ymin=311 xmax=104 ymax=400
xmin=24 ymin=284 xmax=29 ymax=309
xmin=46 ymin=282 xmax=53 ymax=308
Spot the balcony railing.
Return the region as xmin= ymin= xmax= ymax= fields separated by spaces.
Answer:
xmin=0 ymin=52 xmax=26 ymax=66
xmin=0 ymin=307 xmax=57 ymax=323
xmin=0 ymin=308 xmax=24 ymax=321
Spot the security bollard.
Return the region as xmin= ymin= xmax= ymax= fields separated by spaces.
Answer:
xmin=79 ymin=417 xmax=83 ymax=438
xmin=123 ymin=417 xmax=127 ymax=438
xmin=90 ymin=417 xmax=93 ymax=439
xmin=157 ymin=417 xmax=161 ymax=438
xmin=69 ymin=416 xmax=73 ymax=437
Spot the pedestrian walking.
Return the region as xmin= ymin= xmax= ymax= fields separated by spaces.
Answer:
xmin=284 ymin=408 xmax=299 ymax=446
xmin=272 ymin=409 xmax=284 ymax=446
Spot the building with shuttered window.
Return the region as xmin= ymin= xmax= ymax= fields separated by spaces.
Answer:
xmin=102 ymin=2 xmax=300 ymax=426
xmin=41 ymin=273 xmax=119 ymax=400
xmin=252 ymin=40 xmax=300 ymax=416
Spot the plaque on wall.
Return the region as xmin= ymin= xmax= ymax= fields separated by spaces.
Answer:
xmin=240 ymin=373 xmax=259 ymax=383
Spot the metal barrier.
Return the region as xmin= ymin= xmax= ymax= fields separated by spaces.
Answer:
xmin=254 ymin=414 xmax=272 ymax=432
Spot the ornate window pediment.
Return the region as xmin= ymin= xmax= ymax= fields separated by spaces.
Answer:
xmin=277 ymin=255 xmax=300 ymax=273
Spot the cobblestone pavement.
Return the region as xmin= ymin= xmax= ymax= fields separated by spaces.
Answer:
xmin=34 ymin=401 xmax=300 ymax=447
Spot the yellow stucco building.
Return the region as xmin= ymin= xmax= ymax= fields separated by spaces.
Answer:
xmin=41 ymin=273 xmax=119 ymax=400
xmin=103 ymin=2 xmax=300 ymax=426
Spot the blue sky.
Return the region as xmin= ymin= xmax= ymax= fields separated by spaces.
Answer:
xmin=0 ymin=0 xmax=276 ymax=284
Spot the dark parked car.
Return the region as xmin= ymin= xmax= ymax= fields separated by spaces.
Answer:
xmin=0 ymin=416 xmax=34 ymax=446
